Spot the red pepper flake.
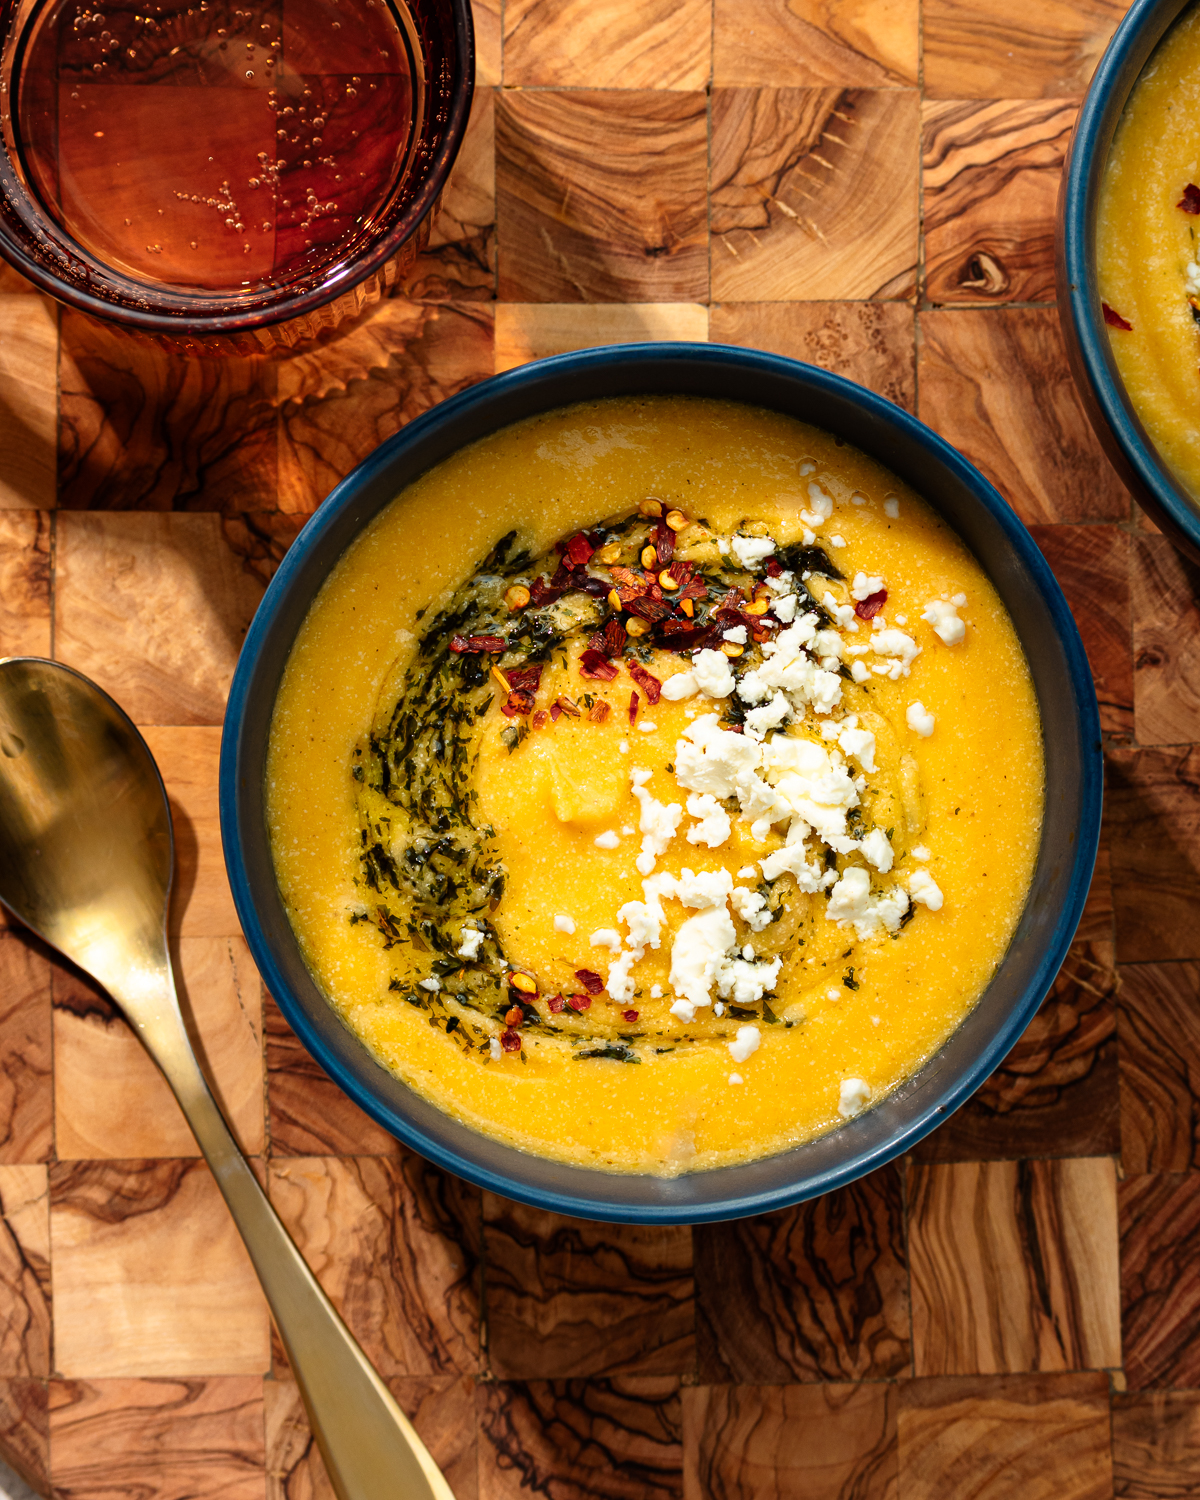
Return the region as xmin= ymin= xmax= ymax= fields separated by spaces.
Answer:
xmin=626 ymin=595 xmax=673 ymax=623
xmin=575 ymin=969 xmax=604 ymax=995
xmin=1179 ymin=183 xmax=1200 ymax=214
xmin=450 ymin=634 xmax=507 ymax=653
xmin=854 ymin=588 xmax=888 ymax=620
xmin=610 ymin=565 xmax=648 ymax=595
xmin=603 ymin=617 xmax=626 ymax=657
xmin=547 ymin=994 xmax=566 ymax=1013
xmin=622 ymin=1009 xmax=639 ymax=1023
xmin=501 ymin=690 xmax=537 ymax=717
xmin=564 ymin=532 xmax=596 ymax=568
xmin=550 ymin=702 xmax=562 ymax=722
xmin=627 ymin=661 xmax=662 ymax=704
xmin=589 ymin=700 xmax=611 ymax=723
xmin=506 ymin=664 xmax=543 ymax=693
xmin=765 ymin=557 xmax=782 ymax=577
xmin=1102 ymin=302 xmax=1133 ymax=331
xmin=556 ymin=694 xmax=582 ymax=716
xmin=580 ymin=648 xmax=619 ymax=681
xmin=505 ymin=1006 xmax=524 ymax=1027
xmin=500 ymin=1029 xmax=522 ymax=1052
xmin=629 ymin=689 xmax=639 ymax=725
xmin=529 ymin=576 xmax=567 ymax=607
xmin=653 ymin=521 xmax=675 ymax=568
xmin=531 ymin=709 xmax=548 ymax=730
xmin=567 ymin=993 xmax=592 ymax=1011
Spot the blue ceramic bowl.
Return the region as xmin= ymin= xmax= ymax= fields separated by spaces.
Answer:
xmin=1058 ymin=0 xmax=1200 ymax=561
xmin=220 ymin=344 xmax=1101 ymax=1224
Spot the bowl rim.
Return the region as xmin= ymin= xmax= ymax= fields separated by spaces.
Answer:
xmin=0 ymin=0 xmax=474 ymax=336
xmin=220 ymin=342 xmax=1102 ymax=1223
xmin=1058 ymin=0 xmax=1200 ymax=556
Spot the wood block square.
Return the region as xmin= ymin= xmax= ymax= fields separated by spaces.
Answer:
xmin=503 ymin=0 xmax=710 ymax=89
xmin=0 ymin=1379 xmax=48 ymax=1497
xmin=268 ymin=1155 xmax=481 ymax=1377
xmin=0 ymin=512 xmax=51 ymax=660
xmin=917 ymin=308 xmax=1130 ymax=524
xmin=58 ymin=310 xmax=277 ymax=513
xmin=910 ymin=941 xmax=1119 ymax=1164
xmin=1113 ymin=1391 xmax=1200 ymax=1496
xmin=713 ymin=0 xmax=917 ymax=88
xmin=1032 ymin=525 xmax=1133 ymax=739
xmin=923 ymin=0 xmax=1128 ymax=100
xmin=55 ymin=512 xmax=264 ymax=726
xmin=50 ymin=1376 xmax=264 ymax=1500
xmin=694 ymin=1163 xmax=909 ymax=1382
xmin=907 ymin=1157 xmax=1121 ymax=1376
xmin=1106 ymin=745 xmax=1200 ymax=964
xmin=483 ymin=1197 xmax=693 ymax=1379
xmin=0 ymin=932 xmax=52 ymax=1166
xmin=495 ymin=304 xmax=708 ymax=373
xmin=54 ymin=937 xmax=264 ymax=1161
xmin=263 ymin=992 xmax=402 ymax=1157
xmin=264 ymin=1374 xmax=478 ymax=1500
xmin=1078 ymin=803 xmax=1114 ymax=946
xmin=0 ymin=297 xmax=56 ymax=512
xmin=276 ymin=301 xmax=494 ymax=513
xmin=0 ymin=1167 xmax=50 ymax=1378
xmin=1131 ymin=534 xmax=1200 ymax=747
xmin=141 ymin=727 xmax=238 ymax=939
xmin=1121 ymin=1171 xmax=1200 ymax=1390
xmin=683 ymin=1382 xmax=896 ymax=1500
xmin=472 ymin=0 xmax=501 ymax=85
xmin=923 ymin=101 xmax=1076 ymax=304
xmin=50 ymin=1160 xmax=270 ymax=1377
xmin=1120 ymin=962 xmax=1200 ymax=1176
xmin=710 ymin=88 xmax=919 ymax=302
xmin=897 ymin=1372 xmax=1112 ymax=1499
xmin=398 ymin=88 xmax=496 ymax=303
xmin=477 ymin=1377 xmax=682 ymax=1500
xmin=495 ymin=91 xmax=708 ymax=303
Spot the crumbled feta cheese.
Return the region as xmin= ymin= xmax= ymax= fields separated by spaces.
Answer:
xmin=772 ymin=593 xmax=798 ymax=623
xmin=728 ymin=1025 xmax=762 ymax=1063
xmin=826 ymin=987 xmax=841 ymax=1002
xmin=686 ymin=792 xmax=733 ymax=848
xmin=671 ymin=998 xmax=697 ymax=1021
xmin=661 ymin=670 xmax=697 ymax=702
xmin=618 ymin=739 xmax=630 ymax=754
xmin=838 ymin=726 xmax=877 ymax=773
xmin=670 ymin=905 xmax=738 ymax=1010
xmin=765 ymin=572 xmax=795 ymax=594
xmin=594 ymin=830 xmax=620 ymax=849
xmin=851 ymin=572 xmax=885 ymax=601
xmin=760 ymin=840 xmax=825 ymax=889
xmin=807 ymin=481 xmax=834 ymax=519
xmin=922 ymin=598 xmax=965 ymax=646
xmin=895 ymin=614 xmax=907 ymax=625
xmin=717 ymin=538 xmax=730 ymax=555
xmin=911 ymin=844 xmax=930 ymax=861
xmin=489 ymin=1037 xmax=502 ymax=1061
xmin=723 ymin=624 xmax=748 ymax=645
xmin=638 ymin=720 xmax=657 ymax=734
xmin=802 ymin=527 xmax=816 ymax=545
xmin=718 ymin=955 xmax=782 ymax=1006
xmin=744 ymin=691 xmax=793 ymax=741
xmin=850 ymin=661 xmax=870 ymax=683
xmin=829 ymin=534 xmax=846 ymax=548
xmin=692 ymin=648 xmax=737 ymax=698
xmin=673 ymin=866 xmax=735 ymax=909
xmin=883 ymin=495 xmax=900 ymax=519
xmin=675 ymin=714 xmax=761 ymax=800
xmin=737 ymin=866 xmax=756 ymax=879
xmin=730 ymin=885 xmax=773 ymax=931
xmin=906 ymin=701 xmax=935 ymax=737
xmin=910 ymin=869 xmax=944 ymax=910
xmin=799 ymin=459 xmax=816 ymax=475
xmin=871 ymin=628 xmax=921 ymax=675
xmin=860 ymin=828 xmax=894 ymax=873
xmin=590 ymin=928 xmax=622 ymax=951
xmin=418 ymin=975 xmax=441 ymax=992
xmin=826 ymin=866 xmax=910 ymax=939
xmin=728 ymin=1073 xmax=744 ymax=1085
xmin=458 ymin=927 xmax=484 ymax=959
xmin=630 ymin=766 xmax=683 ymax=874
xmin=851 ymin=491 xmax=867 ymax=506
xmin=952 ymin=592 xmax=967 ymax=608
xmin=838 ymin=1077 xmax=871 ymax=1119
xmin=651 ymin=984 xmax=663 ymax=998
xmin=553 ymin=914 xmax=575 ymax=935
xmin=731 ymin=534 xmax=776 ymax=569
xmin=606 ymin=948 xmax=639 ymax=1003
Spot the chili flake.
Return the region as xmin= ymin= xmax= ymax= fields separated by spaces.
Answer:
xmin=589 ymin=700 xmax=611 ymax=723
xmin=504 ymin=1006 xmax=524 ymax=1027
xmin=629 ymin=689 xmax=640 ymax=725
xmin=499 ymin=1029 xmax=522 ymax=1052
xmin=580 ymin=649 xmax=619 ymax=681
xmin=567 ymin=993 xmax=592 ymax=1012
xmin=622 ymin=1009 xmax=639 ymax=1023
xmin=564 ymin=532 xmax=596 ymax=568
xmin=574 ymin=969 xmax=604 ymax=995
xmin=855 ymin=589 xmax=888 ymax=620
xmin=547 ymin=995 xmax=566 ymax=1013
xmin=450 ymin=634 xmax=507 ymax=653
xmin=1102 ymin=302 xmax=1133 ymax=331
xmin=1179 ymin=183 xmax=1200 ymax=214
xmin=627 ymin=661 xmax=662 ymax=704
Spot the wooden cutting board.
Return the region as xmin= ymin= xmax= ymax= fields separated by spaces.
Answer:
xmin=1 ymin=0 xmax=1197 ymax=1493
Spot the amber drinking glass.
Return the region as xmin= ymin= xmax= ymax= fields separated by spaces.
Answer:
xmin=0 ymin=0 xmax=471 ymax=349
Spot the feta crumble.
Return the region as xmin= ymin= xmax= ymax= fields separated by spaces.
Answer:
xmin=686 ymin=792 xmax=733 ymax=848
xmin=590 ymin=928 xmax=622 ymax=951
xmin=838 ymin=1077 xmax=871 ymax=1119
xmin=883 ymin=495 xmax=900 ymax=519
xmin=922 ymin=598 xmax=966 ymax=646
xmin=553 ymin=914 xmax=576 ymax=935
xmin=731 ymin=534 xmax=777 ymax=569
xmin=594 ymin=830 xmax=620 ymax=849
xmin=851 ymin=572 xmax=885 ymax=601
xmin=906 ymin=701 xmax=935 ymax=737
xmin=638 ymin=720 xmax=658 ymax=734
xmin=723 ymin=624 xmax=748 ymax=645
xmin=457 ymin=927 xmax=484 ymax=959
xmin=909 ymin=869 xmax=944 ymax=910
xmin=728 ymin=1073 xmax=744 ymax=1085
xmin=418 ymin=975 xmax=441 ymax=992
xmin=630 ymin=766 xmax=684 ymax=874
xmin=728 ymin=1025 xmax=761 ymax=1063
xmin=489 ymin=1037 xmax=503 ymax=1061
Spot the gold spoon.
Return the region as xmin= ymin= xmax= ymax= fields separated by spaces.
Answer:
xmin=0 ymin=657 xmax=455 ymax=1500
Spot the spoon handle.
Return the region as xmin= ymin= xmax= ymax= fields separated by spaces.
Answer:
xmin=133 ymin=977 xmax=456 ymax=1500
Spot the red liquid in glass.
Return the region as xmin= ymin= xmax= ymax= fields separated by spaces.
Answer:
xmin=13 ymin=0 xmax=417 ymax=295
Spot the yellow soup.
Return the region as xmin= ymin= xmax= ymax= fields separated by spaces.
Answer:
xmin=267 ymin=396 xmax=1044 ymax=1175
xmin=1098 ymin=1 xmax=1200 ymax=501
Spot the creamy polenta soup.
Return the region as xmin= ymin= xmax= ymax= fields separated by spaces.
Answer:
xmin=1098 ymin=2 xmax=1200 ymax=501
xmin=267 ymin=397 xmax=1043 ymax=1175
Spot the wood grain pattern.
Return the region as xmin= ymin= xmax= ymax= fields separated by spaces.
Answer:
xmin=911 ymin=941 xmax=1120 ymax=1163
xmin=54 ymin=938 xmax=264 ymax=1161
xmin=710 ymin=301 xmax=915 ymax=408
xmin=897 ymin=1372 xmax=1113 ymax=1500
xmin=0 ymin=1380 xmax=48 ymax=1497
xmin=477 ymin=1377 xmax=682 ymax=1500
xmin=1106 ymin=746 xmax=1200 ymax=964
xmin=695 ymin=1164 xmax=909 ymax=1383
xmin=50 ymin=1377 xmax=265 ymax=1500
xmin=714 ymin=0 xmax=917 ymax=88
xmin=276 ymin=301 xmax=494 ymax=513
xmin=918 ymin=307 xmax=1130 ymax=524
xmin=0 ymin=512 xmax=51 ymax=661
xmin=710 ymin=88 xmax=919 ymax=301
xmin=1120 ymin=1172 xmax=1200 ymax=1390
xmin=0 ymin=1168 xmax=50 ymax=1378
xmin=908 ymin=1157 xmax=1121 ymax=1376
xmin=1119 ymin=962 xmax=1200 ymax=1176
xmin=54 ymin=513 xmax=264 ymax=725
xmin=483 ymin=1199 xmax=693 ymax=1379
xmin=471 ymin=0 xmax=501 ymax=86
xmin=268 ymin=1156 xmax=481 ymax=1377
xmin=1112 ymin=1391 xmax=1200 ymax=1497
xmin=50 ymin=1160 xmax=270 ymax=1377
xmin=1032 ymin=526 xmax=1133 ymax=739
xmin=495 ymin=91 xmax=708 ymax=302
xmin=684 ymin=1382 xmax=897 ymax=1500
xmin=923 ymin=0 xmax=1128 ymax=99
xmin=0 ymin=933 xmax=53 ymax=1166
xmin=503 ymin=0 xmax=711 ymax=89
xmin=923 ymin=101 xmax=1075 ymax=304
xmin=494 ymin=304 xmax=708 ymax=373
xmin=1131 ymin=534 xmax=1200 ymax=747
xmin=0 ymin=297 xmax=57 ymax=512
